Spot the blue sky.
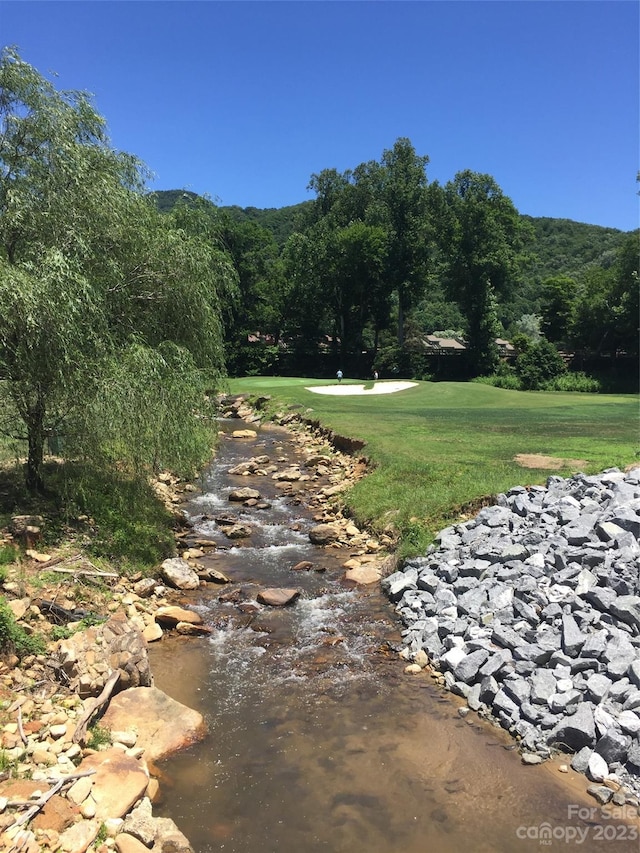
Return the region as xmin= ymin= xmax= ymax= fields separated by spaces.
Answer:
xmin=1 ymin=1 xmax=638 ymax=230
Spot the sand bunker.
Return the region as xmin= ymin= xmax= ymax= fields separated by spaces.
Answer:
xmin=514 ymin=453 xmax=588 ymax=470
xmin=306 ymin=381 xmax=418 ymax=396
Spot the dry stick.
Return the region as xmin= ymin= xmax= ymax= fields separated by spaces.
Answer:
xmin=16 ymin=706 xmax=27 ymax=747
xmin=27 ymin=555 xmax=65 ymax=570
xmin=9 ymin=770 xmax=96 ymax=827
xmin=72 ymin=670 xmax=121 ymax=745
xmin=51 ymin=567 xmax=118 ymax=579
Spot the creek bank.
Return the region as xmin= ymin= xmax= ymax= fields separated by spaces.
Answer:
xmin=383 ymin=466 xmax=640 ymax=808
xmin=0 ymin=398 xmax=387 ymax=852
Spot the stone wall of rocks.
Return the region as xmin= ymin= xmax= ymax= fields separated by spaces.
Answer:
xmin=383 ymin=467 xmax=640 ymax=805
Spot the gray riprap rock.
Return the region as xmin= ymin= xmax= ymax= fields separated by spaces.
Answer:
xmin=627 ymin=741 xmax=640 ymax=771
xmin=594 ymin=728 xmax=631 ymax=765
xmin=417 ymin=571 xmax=440 ymax=593
xmin=479 ymin=674 xmax=499 ymax=704
xmin=383 ymin=569 xmax=418 ymax=602
xmin=493 ymin=687 xmax=520 ymax=719
xmin=479 ymin=648 xmax=513 ymax=679
xmin=585 ymin=673 xmax=613 ymax=703
xmin=580 ymin=630 xmax=609 ymax=660
xmin=570 ymin=746 xmax=592 ymax=773
xmin=440 ymin=646 xmax=467 ymax=671
xmin=548 ymin=702 xmax=596 ymax=751
xmin=502 ymin=676 xmax=531 ymax=706
xmin=497 ymin=543 xmax=530 ymax=563
xmin=457 ymin=586 xmax=488 ymax=616
xmin=617 ymin=710 xmax=640 ymax=735
xmin=610 ymin=595 xmax=640 ymax=631
xmin=605 ymin=641 xmax=637 ymax=679
xmin=548 ymin=690 xmax=581 ymax=714
xmin=452 ymin=649 xmax=489 ymax=683
xmin=623 ymin=690 xmax=640 ymax=711
xmin=595 ymin=520 xmax=626 ymax=542
xmin=386 ymin=466 xmax=640 ymax=796
xmin=467 ymin=683 xmax=482 ymax=711
xmin=584 ymin=586 xmax=618 ymax=612
xmin=561 ymin=613 xmax=587 ymax=656
xmin=587 ymin=786 xmax=614 ymax=805
xmin=491 ymin=623 xmax=523 ymax=651
xmin=530 ymin=669 xmax=557 ymax=705
xmin=629 ymin=660 xmax=640 ymax=689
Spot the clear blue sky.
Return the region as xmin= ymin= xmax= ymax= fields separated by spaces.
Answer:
xmin=1 ymin=1 xmax=638 ymax=230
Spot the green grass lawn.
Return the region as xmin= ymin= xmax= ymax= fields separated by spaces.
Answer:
xmin=228 ymin=377 xmax=640 ymax=555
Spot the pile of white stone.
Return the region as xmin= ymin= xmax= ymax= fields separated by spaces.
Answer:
xmin=383 ymin=466 xmax=640 ymax=802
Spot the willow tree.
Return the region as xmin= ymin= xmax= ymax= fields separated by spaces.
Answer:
xmin=0 ymin=48 xmax=235 ymax=491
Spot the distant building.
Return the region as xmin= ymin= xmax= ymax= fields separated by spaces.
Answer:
xmin=421 ymin=335 xmax=517 ymax=358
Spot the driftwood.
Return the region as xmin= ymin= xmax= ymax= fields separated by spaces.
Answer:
xmin=72 ymin=670 xmax=121 ymax=745
xmin=51 ymin=567 xmax=118 ymax=579
xmin=8 ymin=770 xmax=96 ymax=828
xmin=16 ymin=706 xmax=27 ymax=747
xmin=35 ymin=552 xmax=118 ymax=579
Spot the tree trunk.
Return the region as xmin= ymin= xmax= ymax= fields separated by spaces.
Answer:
xmin=26 ymin=398 xmax=46 ymax=493
xmin=397 ymin=290 xmax=405 ymax=348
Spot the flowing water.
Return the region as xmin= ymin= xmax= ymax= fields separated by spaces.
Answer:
xmin=149 ymin=422 xmax=638 ymax=853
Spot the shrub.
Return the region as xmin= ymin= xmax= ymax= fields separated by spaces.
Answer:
xmin=543 ymin=372 xmax=601 ymax=393
xmin=515 ymin=338 xmax=567 ymax=390
xmin=0 ymin=597 xmax=46 ymax=659
xmin=474 ymin=373 xmax=522 ymax=390
xmin=0 ymin=545 xmax=16 ymax=566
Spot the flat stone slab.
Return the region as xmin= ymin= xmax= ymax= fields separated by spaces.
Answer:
xmin=76 ymin=748 xmax=149 ymax=821
xmin=344 ymin=565 xmax=382 ymax=585
xmin=256 ymin=588 xmax=301 ymax=607
xmin=102 ymin=687 xmax=208 ymax=762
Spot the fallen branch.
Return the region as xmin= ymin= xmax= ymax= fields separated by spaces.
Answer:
xmin=8 ymin=770 xmax=95 ymax=827
xmin=16 ymin=706 xmax=27 ymax=747
xmin=73 ymin=670 xmax=120 ymax=744
xmin=50 ymin=567 xmax=118 ymax=579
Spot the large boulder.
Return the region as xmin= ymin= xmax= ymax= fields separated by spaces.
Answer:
xmin=228 ymin=487 xmax=261 ymax=502
xmin=257 ymin=588 xmax=301 ymax=607
xmin=101 ymin=686 xmax=208 ymax=762
xmin=309 ymin=524 xmax=339 ymax=545
xmin=159 ymin=558 xmax=200 ymax=590
xmin=74 ymin=748 xmax=150 ymax=821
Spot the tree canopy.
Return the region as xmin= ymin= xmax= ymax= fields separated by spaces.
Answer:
xmin=0 ymin=48 xmax=236 ymax=491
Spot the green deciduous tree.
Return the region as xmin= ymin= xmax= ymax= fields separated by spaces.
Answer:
xmin=439 ymin=170 xmax=529 ymax=376
xmin=0 ymin=48 xmax=234 ymax=491
xmin=540 ymin=275 xmax=577 ymax=346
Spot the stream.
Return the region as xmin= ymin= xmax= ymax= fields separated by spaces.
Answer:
xmin=148 ymin=420 xmax=635 ymax=853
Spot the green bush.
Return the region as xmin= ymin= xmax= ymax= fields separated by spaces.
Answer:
xmin=0 ymin=597 xmax=46 ymax=659
xmin=515 ymin=338 xmax=567 ymax=390
xmin=543 ymin=372 xmax=601 ymax=393
xmin=474 ymin=373 xmax=522 ymax=390
xmin=0 ymin=545 xmax=17 ymax=566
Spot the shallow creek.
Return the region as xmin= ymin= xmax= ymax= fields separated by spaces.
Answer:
xmin=149 ymin=421 xmax=631 ymax=853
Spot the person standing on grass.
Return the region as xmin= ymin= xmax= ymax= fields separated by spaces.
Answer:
xmin=373 ymin=369 xmax=379 ymax=381
xmin=336 ymin=369 xmax=343 ymax=383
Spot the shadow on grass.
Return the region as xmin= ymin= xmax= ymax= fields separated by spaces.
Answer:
xmin=0 ymin=460 xmax=176 ymax=570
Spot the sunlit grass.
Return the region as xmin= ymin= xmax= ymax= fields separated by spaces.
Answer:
xmin=229 ymin=377 xmax=639 ymax=555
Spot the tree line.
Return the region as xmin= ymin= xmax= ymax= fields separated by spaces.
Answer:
xmin=160 ymin=156 xmax=637 ymax=385
xmin=1 ymin=48 xmax=637 ymax=498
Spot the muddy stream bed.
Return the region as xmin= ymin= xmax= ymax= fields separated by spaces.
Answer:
xmin=148 ymin=421 xmax=636 ymax=852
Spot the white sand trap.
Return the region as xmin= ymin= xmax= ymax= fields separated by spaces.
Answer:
xmin=306 ymin=381 xmax=418 ymax=396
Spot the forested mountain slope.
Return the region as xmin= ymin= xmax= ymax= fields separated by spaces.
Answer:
xmin=152 ymin=189 xmax=631 ymax=279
